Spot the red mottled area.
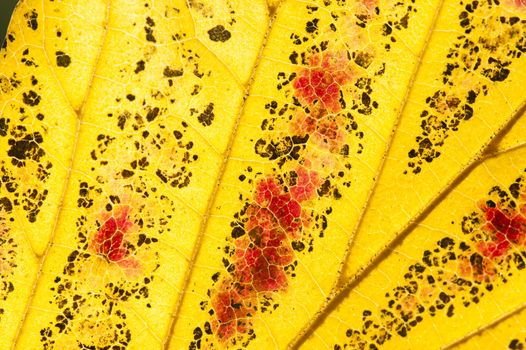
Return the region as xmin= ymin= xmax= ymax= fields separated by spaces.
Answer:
xmin=236 ymin=208 xmax=294 ymax=291
xmin=477 ymin=205 xmax=526 ymax=258
xmin=255 ymin=179 xmax=303 ymax=234
xmin=93 ymin=206 xmax=134 ymax=264
xmin=514 ymin=0 xmax=526 ymax=6
xmin=293 ymin=52 xmax=352 ymax=113
xmin=211 ymin=286 xmax=252 ymax=340
xmin=293 ymin=112 xmax=346 ymax=152
xmin=290 ymin=166 xmax=321 ymax=202
xmin=211 ymin=171 xmax=321 ymax=341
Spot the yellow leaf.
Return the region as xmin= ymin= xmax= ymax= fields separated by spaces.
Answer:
xmin=1 ymin=0 xmax=526 ymax=349
xmin=450 ymin=303 xmax=526 ymax=349
xmin=339 ymin=0 xmax=526 ymax=284
xmin=300 ymin=145 xmax=526 ymax=349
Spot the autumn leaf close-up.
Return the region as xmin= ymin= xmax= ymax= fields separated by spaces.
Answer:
xmin=2 ymin=0 xmax=526 ymax=349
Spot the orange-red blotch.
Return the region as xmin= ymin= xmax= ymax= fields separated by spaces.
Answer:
xmin=477 ymin=204 xmax=526 ymax=258
xmin=293 ymin=52 xmax=352 ymax=113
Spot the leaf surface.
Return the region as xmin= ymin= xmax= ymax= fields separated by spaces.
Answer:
xmin=340 ymin=0 xmax=526 ymax=284
xmin=1 ymin=0 xmax=526 ymax=349
xmin=302 ymin=144 xmax=526 ymax=349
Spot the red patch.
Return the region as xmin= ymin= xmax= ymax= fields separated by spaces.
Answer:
xmin=293 ymin=52 xmax=352 ymax=113
xmin=478 ymin=205 xmax=526 ymax=258
xmin=514 ymin=0 xmax=526 ymax=6
xmin=211 ymin=286 xmax=252 ymax=340
xmin=93 ymin=206 xmax=134 ymax=263
xmin=255 ymin=179 xmax=302 ymax=234
xmin=211 ymin=172 xmax=322 ymax=341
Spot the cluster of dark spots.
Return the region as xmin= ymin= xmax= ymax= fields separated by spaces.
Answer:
xmin=22 ymin=90 xmax=41 ymax=106
xmin=197 ymin=103 xmax=215 ymax=126
xmin=7 ymin=132 xmax=45 ymax=166
xmin=306 ymin=18 xmax=320 ymax=33
xmin=0 ymin=215 xmax=18 ymax=320
xmin=337 ymin=176 xmax=526 ymax=349
xmin=155 ymin=167 xmax=191 ymax=188
xmin=254 ymin=135 xmax=307 ymax=166
xmin=0 ymin=117 xmax=8 ymax=136
xmin=24 ymin=10 xmax=38 ymax=30
xmin=207 ymin=25 xmax=231 ymax=42
xmin=40 ymin=201 xmax=165 ymax=347
xmin=509 ymin=338 xmax=526 ymax=350
xmin=144 ymin=16 xmax=156 ymax=42
xmin=163 ymin=66 xmax=183 ymax=78
xmin=20 ymin=49 xmax=38 ymax=67
xmin=55 ymin=51 xmax=71 ymax=68
xmin=405 ymin=0 xmax=526 ymax=174
xmin=135 ymin=60 xmax=146 ymax=74
xmin=77 ymin=181 xmax=97 ymax=209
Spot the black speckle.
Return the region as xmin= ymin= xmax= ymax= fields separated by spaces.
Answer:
xmin=0 ymin=197 xmax=13 ymax=212
xmin=122 ymin=169 xmax=134 ymax=178
xmin=135 ymin=60 xmax=146 ymax=74
xmin=207 ymin=25 xmax=231 ymax=42
xmin=163 ymin=66 xmax=183 ymax=78
xmin=306 ymin=19 xmax=319 ymax=33
xmin=126 ymin=94 xmax=136 ymax=101
xmin=23 ymin=90 xmax=41 ymax=106
xmin=146 ymin=107 xmax=160 ymax=122
xmin=156 ymin=169 xmax=168 ymax=183
xmin=231 ymin=226 xmax=245 ymax=239
xmin=25 ymin=10 xmax=38 ymax=30
xmin=0 ymin=118 xmax=8 ymax=136
xmin=292 ymin=241 xmax=305 ymax=252
xmin=56 ymin=51 xmax=71 ymax=67
xmin=197 ymin=103 xmax=215 ymax=126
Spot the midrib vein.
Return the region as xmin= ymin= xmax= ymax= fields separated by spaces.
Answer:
xmin=162 ymin=3 xmax=281 ymax=348
xmin=11 ymin=0 xmax=112 ymax=348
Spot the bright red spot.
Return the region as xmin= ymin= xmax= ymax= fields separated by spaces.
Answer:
xmin=93 ymin=206 xmax=134 ymax=263
xmin=514 ymin=0 xmax=526 ymax=6
xmin=477 ymin=205 xmax=526 ymax=258
xmin=293 ymin=52 xmax=352 ymax=113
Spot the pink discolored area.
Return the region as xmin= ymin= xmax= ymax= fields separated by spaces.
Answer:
xmin=514 ymin=0 xmax=526 ymax=6
xmin=93 ymin=206 xmax=138 ymax=268
xmin=292 ymin=110 xmax=347 ymax=152
xmin=293 ymin=52 xmax=353 ymax=113
xmin=477 ymin=204 xmax=526 ymax=258
xmin=290 ymin=166 xmax=321 ymax=202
